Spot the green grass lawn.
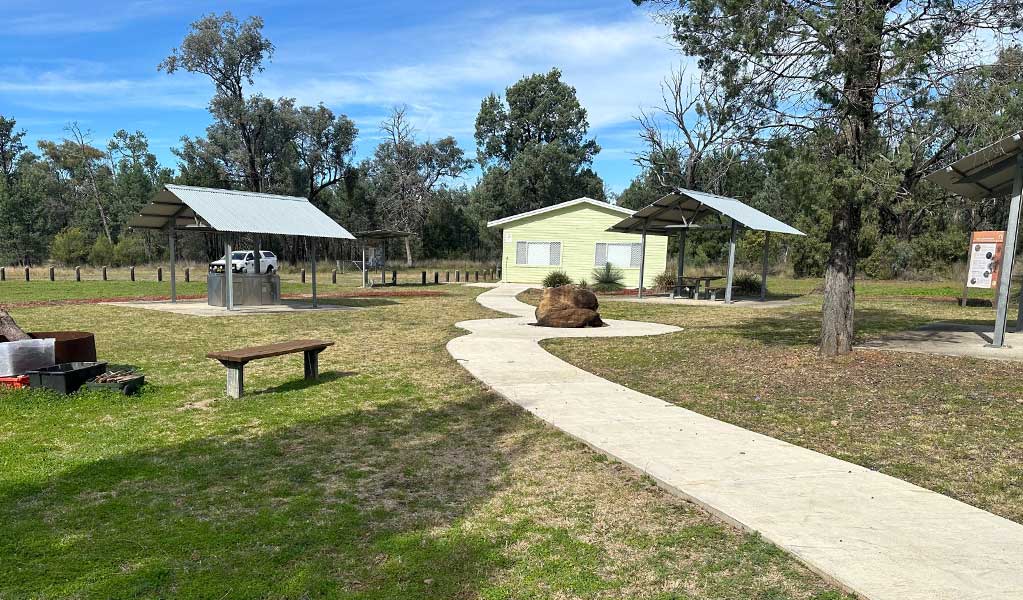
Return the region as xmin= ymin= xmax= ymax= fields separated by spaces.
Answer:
xmin=0 ymin=281 xmax=849 ymax=599
xmin=528 ymin=280 xmax=1023 ymax=525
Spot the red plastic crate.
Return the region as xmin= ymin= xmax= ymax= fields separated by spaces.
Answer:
xmin=0 ymin=375 xmax=30 ymax=389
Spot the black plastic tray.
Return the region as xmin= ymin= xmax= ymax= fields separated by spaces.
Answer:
xmin=27 ymin=362 xmax=108 ymax=394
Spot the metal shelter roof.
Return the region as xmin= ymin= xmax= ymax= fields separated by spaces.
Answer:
xmin=607 ymin=188 xmax=804 ymax=236
xmin=356 ymin=229 xmax=413 ymax=240
xmin=128 ymin=184 xmax=356 ymax=239
xmin=925 ymin=131 xmax=1023 ymax=200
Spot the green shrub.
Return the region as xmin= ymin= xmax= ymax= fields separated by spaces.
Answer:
xmin=591 ymin=263 xmax=625 ymax=293
xmin=50 ymin=227 xmax=91 ymax=266
xmin=577 ymin=278 xmax=590 ymax=290
xmin=790 ymin=234 xmax=828 ymax=278
xmin=731 ymin=272 xmax=762 ymax=296
xmin=113 ymin=235 xmax=147 ymax=266
xmin=88 ymin=236 xmax=115 ymax=266
xmin=861 ymin=236 xmax=913 ymax=279
xmin=542 ymin=270 xmax=572 ymax=288
xmin=653 ymin=270 xmax=676 ymax=292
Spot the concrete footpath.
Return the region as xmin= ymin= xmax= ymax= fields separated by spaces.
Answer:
xmin=447 ymin=284 xmax=1023 ymax=600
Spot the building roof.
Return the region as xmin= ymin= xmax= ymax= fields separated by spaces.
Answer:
xmin=925 ymin=131 xmax=1023 ymax=200
xmin=486 ymin=197 xmax=634 ymax=229
xmin=128 ymin=184 xmax=356 ymax=239
xmin=607 ymin=188 xmax=804 ymax=236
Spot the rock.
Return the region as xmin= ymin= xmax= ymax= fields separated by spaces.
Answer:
xmin=535 ymin=285 xmax=603 ymax=328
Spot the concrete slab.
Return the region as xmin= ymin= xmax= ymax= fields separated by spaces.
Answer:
xmin=100 ymin=299 xmax=359 ymax=317
xmin=448 ymin=284 xmax=1023 ymax=600
xmin=858 ymin=321 xmax=1023 ymax=362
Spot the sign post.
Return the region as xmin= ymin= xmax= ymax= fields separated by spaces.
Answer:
xmin=963 ymin=230 xmax=1005 ymax=308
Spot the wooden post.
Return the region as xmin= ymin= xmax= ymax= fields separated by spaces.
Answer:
xmin=49 ymin=266 xmax=55 ymax=281
xmin=455 ymin=271 xmax=460 ymax=282
xmin=464 ymin=270 xmax=469 ymax=283
xmin=24 ymin=267 xmax=30 ymax=281
xmin=445 ymin=271 xmax=450 ymax=282
xmin=157 ymin=267 xmax=163 ymax=282
xmin=225 ymin=362 xmax=244 ymax=398
xmin=185 ymin=267 xmax=190 ymax=283
xmin=332 ymin=269 xmax=337 ymax=284
xmin=102 ymin=266 xmax=107 ymax=281
xmin=434 ymin=272 xmax=439 ymax=284
xmin=130 ymin=266 xmax=135 ymax=282
xmin=421 ymin=271 xmax=426 ymax=285
xmin=303 ymin=350 xmax=320 ymax=379
xmin=0 ymin=267 xmax=5 ymax=281
xmin=391 ymin=270 xmax=396 ymax=285
xmin=475 ymin=271 xmax=479 ymax=282
xmin=75 ymin=266 xmax=81 ymax=282
xmin=301 ymin=269 xmax=306 ymax=284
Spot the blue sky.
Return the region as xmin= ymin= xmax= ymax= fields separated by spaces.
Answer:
xmin=0 ymin=0 xmax=686 ymax=193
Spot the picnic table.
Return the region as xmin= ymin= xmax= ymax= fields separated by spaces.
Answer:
xmin=674 ymin=276 xmax=726 ymax=300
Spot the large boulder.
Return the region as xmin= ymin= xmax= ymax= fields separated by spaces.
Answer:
xmin=535 ymin=285 xmax=603 ymax=328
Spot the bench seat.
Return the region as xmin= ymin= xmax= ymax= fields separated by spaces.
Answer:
xmin=207 ymin=339 xmax=334 ymax=398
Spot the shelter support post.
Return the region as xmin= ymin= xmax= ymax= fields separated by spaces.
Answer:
xmin=361 ymin=242 xmax=368 ymax=288
xmin=760 ymin=231 xmax=770 ymax=302
xmin=637 ymin=221 xmax=648 ymax=298
xmin=993 ymin=154 xmax=1023 ymax=346
xmin=725 ymin=220 xmax=738 ymax=304
xmin=311 ymin=239 xmax=318 ymax=309
xmin=675 ymin=229 xmax=687 ymax=298
xmin=255 ymin=236 xmax=261 ymax=275
xmin=225 ymin=239 xmax=234 ymax=311
xmin=168 ymin=227 xmax=177 ymax=303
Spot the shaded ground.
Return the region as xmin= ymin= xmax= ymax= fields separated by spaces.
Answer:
xmin=0 ymin=282 xmax=847 ymax=599
xmin=522 ymin=286 xmax=1023 ymax=524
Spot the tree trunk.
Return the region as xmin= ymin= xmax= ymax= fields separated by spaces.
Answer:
xmin=404 ymin=237 xmax=413 ymax=267
xmin=821 ymin=197 xmax=860 ymax=355
xmin=0 ymin=308 xmax=30 ymax=341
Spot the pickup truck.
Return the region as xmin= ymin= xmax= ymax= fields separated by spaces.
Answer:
xmin=209 ymin=250 xmax=278 ymax=274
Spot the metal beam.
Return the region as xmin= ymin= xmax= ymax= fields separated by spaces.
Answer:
xmin=761 ymin=231 xmax=770 ymax=302
xmin=225 ymin=239 xmax=234 ymax=311
xmin=169 ymin=228 xmax=177 ymax=303
xmin=992 ymin=153 xmax=1023 ymax=347
xmin=637 ymin=220 xmax=648 ymax=298
xmin=724 ymin=220 xmax=738 ymax=304
xmin=955 ymin=156 xmax=1017 ymax=184
xmin=311 ymin=239 xmax=318 ymax=309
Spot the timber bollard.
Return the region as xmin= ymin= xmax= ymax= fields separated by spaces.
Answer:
xmin=157 ymin=267 xmax=163 ymax=282
xmin=434 ymin=272 xmax=439 ymax=284
xmin=464 ymin=271 xmax=470 ymax=283
xmin=0 ymin=267 xmax=5 ymax=281
xmin=332 ymin=269 xmax=337 ymax=284
xmin=475 ymin=271 xmax=479 ymax=282
xmin=49 ymin=267 xmax=55 ymax=281
xmin=421 ymin=271 xmax=426 ymax=285
xmin=185 ymin=267 xmax=190 ymax=282
xmin=130 ymin=266 xmax=135 ymax=282
xmin=455 ymin=271 xmax=460 ymax=282
xmin=391 ymin=270 xmax=396 ymax=285
xmin=25 ymin=267 xmax=30 ymax=281
xmin=301 ymin=269 xmax=306 ymax=283
xmin=75 ymin=267 xmax=81 ymax=282
xmin=102 ymin=266 xmax=107 ymax=281
xmin=445 ymin=271 xmax=450 ymax=282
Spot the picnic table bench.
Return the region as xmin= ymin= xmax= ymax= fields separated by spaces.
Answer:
xmin=207 ymin=339 xmax=334 ymax=398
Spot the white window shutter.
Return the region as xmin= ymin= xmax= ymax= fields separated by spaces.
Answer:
xmin=594 ymin=243 xmax=607 ymax=266
xmin=516 ymin=241 xmax=528 ymax=265
xmin=550 ymin=242 xmax=561 ymax=265
xmin=630 ymin=243 xmax=643 ymax=268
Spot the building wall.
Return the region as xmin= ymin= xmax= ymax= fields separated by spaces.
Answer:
xmin=496 ymin=203 xmax=668 ymax=288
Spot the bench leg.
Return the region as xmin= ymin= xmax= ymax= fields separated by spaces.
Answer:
xmin=225 ymin=362 xmax=244 ymax=398
xmin=304 ymin=350 xmax=321 ymax=380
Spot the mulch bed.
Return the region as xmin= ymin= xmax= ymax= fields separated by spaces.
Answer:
xmin=2 ymin=289 xmax=448 ymax=310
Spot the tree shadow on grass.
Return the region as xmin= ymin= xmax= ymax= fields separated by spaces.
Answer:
xmin=248 ymin=370 xmax=360 ymax=396
xmin=700 ymin=306 xmax=972 ymax=347
xmin=0 ymin=395 xmax=529 ymax=599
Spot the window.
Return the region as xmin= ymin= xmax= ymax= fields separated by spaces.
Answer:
xmin=595 ymin=242 xmax=642 ymax=268
xmin=516 ymin=241 xmax=561 ymax=266
xmin=260 ymin=251 xmax=275 ymax=258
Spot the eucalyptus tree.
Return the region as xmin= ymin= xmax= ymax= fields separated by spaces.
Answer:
xmin=371 ymin=106 xmax=471 ymax=265
xmin=293 ymin=104 xmax=358 ymax=208
xmin=638 ymin=0 xmax=1023 ymax=355
xmin=0 ymin=116 xmax=27 ymax=187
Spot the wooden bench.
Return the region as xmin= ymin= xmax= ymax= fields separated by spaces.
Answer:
xmin=207 ymin=339 xmax=334 ymax=398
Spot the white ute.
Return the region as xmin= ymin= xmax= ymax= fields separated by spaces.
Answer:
xmin=209 ymin=250 xmax=278 ymax=274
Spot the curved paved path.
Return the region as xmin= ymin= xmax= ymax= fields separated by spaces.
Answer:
xmin=448 ymin=284 xmax=1023 ymax=600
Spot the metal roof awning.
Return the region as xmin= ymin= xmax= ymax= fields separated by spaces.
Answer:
xmin=129 ymin=184 xmax=356 ymax=239
xmin=356 ymin=229 xmax=413 ymax=240
xmin=924 ymin=131 xmax=1023 ymax=200
xmin=607 ymin=188 xmax=804 ymax=236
